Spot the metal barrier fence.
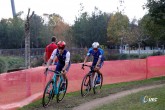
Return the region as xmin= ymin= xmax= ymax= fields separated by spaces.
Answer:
xmin=0 ymin=48 xmax=119 ymax=57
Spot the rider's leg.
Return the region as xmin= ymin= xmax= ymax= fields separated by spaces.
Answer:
xmin=95 ymin=61 xmax=104 ymax=84
xmin=61 ymin=73 xmax=67 ymax=90
xmin=62 ymin=62 xmax=70 ymax=82
xmin=62 ymin=72 xmax=67 ymax=82
xmin=61 ymin=62 xmax=71 ymax=89
xmin=56 ymin=76 xmax=60 ymax=85
xmin=55 ymin=64 xmax=62 ymax=85
xmin=95 ymin=68 xmax=102 ymax=84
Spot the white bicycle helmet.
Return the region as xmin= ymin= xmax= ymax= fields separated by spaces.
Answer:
xmin=92 ymin=42 xmax=99 ymax=48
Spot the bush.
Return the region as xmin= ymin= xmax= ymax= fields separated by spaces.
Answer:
xmin=129 ymin=54 xmax=139 ymax=59
xmin=31 ymin=56 xmax=44 ymax=67
xmin=7 ymin=57 xmax=24 ymax=69
xmin=71 ymin=54 xmax=84 ymax=63
xmin=0 ymin=56 xmax=24 ymax=73
xmin=105 ymin=54 xmax=145 ymax=61
xmin=106 ymin=54 xmax=129 ymax=60
xmin=119 ymin=54 xmax=128 ymax=60
xmin=106 ymin=54 xmax=119 ymax=60
xmin=139 ymin=54 xmax=149 ymax=59
xmin=152 ymin=51 xmax=163 ymax=56
xmin=0 ymin=58 xmax=6 ymax=73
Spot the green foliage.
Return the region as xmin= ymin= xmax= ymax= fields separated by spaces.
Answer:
xmin=107 ymin=12 xmax=129 ymax=45
xmin=7 ymin=57 xmax=24 ymax=69
xmin=139 ymin=14 xmax=165 ymax=47
xmin=106 ymin=54 xmax=149 ymax=61
xmin=0 ymin=17 xmax=24 ymax=49
xmin=30 ymin=14 xmax=52 ymax=48
xmin=72 ymin=8 xmax=109 ymax=48
xmin=0 ymin=56 xmax=24 ymax=73
xmin=100 ymin=45 xmax=107 ymax=49
xmin=151 ymin=51 xmax=163 ymax=56
xmin=0 ymin=58 xmax=6 ymax=73
xmin=95 ymin=84 xmax=165 ymax=110
xmin=145 ymin=0 xmax=165 ymax=26
xmin=31 ymin=56 xmax=44 ymax=67
xmin=71 ymin=54 xmax=84 ymax=63
xmin=0 ymin=13 xmax=55 ymax=49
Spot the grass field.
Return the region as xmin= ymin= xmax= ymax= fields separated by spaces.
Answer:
xmin=94 ymin=85 xmax=165 ymax=110
xmin=19 ymin=76 xmax=165 ymax=110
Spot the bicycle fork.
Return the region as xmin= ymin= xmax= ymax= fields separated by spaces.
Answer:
xmin=90 ymin=73 xmax=98 ymax=88
xmin=89 ymin=73 xmax=95 ymax=88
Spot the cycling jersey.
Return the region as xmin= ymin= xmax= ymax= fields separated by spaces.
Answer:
xmin=87 ymin=48 xmax=104 ymax=66
xmin=50 ymin=49 xmax=70 ymax=63
xmin=50 ymin=49 xmax=71 ymax=72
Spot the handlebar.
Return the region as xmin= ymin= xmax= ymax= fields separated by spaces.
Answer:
xmin=82 ymin=64 xmax=93 ymax=70
xmin=44 ymin=68 xmax=62 ymax=76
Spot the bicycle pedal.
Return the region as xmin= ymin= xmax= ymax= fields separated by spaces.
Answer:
xmin=48 ymin=95 xmax=51 ymax=99
xmin=46 ymin=91 xmax=50 ymax=94
xmin=95 ymin=84 xmax=99 ymax=87
xmin=84 ymin=84 xmax=88 ymax=86
xmin=59 ymin=90 xmax=65 ymax=94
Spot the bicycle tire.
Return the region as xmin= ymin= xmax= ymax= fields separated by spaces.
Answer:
xmin=81 ymin=74 xmax=91 ymax=97
xmin=93 ymin=73 xmax=103 ymax=94
xmin=56 ymin=79 xmax=68 ymax=103
xmin=42 ymin=80 xmax=54 ymax=107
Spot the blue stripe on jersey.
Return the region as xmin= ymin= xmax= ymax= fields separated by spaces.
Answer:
xmin=86 ymin=48 xmax=104 ymax=63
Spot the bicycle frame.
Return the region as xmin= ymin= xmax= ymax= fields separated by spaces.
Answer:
xmin=82 ymin=65 xmax=100 ymax=87
xmin=88 ymin=68 xmax=98 ymax=88
xmin=47 ymin=69 xmax=64 ymax=95
xmin=43 ymin=69 xmax=68 ymax=107
xmin=81 ymin=64 xmax=103 ymax=97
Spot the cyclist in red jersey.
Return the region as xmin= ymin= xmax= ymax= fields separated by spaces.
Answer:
xmin=43 ymin=36 xmax=57 ymax=64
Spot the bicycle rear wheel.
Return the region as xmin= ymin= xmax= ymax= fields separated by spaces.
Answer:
xmin=81 ymin=74 xmax=91 ymax=97
xmin=93 ymin=73 xmax=103 ymax=94
xmin=42 ymin=80 xmax=54 ymax=107
xmin=56 ymin=79 xmax=68 ymax=103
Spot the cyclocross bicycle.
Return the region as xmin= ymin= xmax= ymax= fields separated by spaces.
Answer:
xmin=81 ymin=64 xmax=103 ymax=97
xmin=42 ymin=69 xmax=68 ymax=107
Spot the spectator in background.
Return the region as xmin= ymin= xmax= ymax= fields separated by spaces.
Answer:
xmin=43 ymin=36 xmax=57 ymax=65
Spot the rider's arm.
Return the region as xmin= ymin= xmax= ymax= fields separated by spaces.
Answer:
xmin=83 ymin=49 xmax=91 ymax=64
xmin=62 ymin=52 xmax=70 ymax=71
xmin=46 ymin=58 xmax=53 ymax=68
xmin=52 ymin=56 xmax=57 ymax=65
xmin=96 ymin=57 xmax=101 ymax=67
xmin=46 ymin=49 xmax=57 ymax=68
xmin=83 ymin=56 xmax=89 ymax=64
xmin=96 ymin=50 xmax=103 ymax=67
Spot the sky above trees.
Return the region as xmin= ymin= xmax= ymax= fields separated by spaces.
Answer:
xmin=0 ymin=0 xmax=148 ymax=25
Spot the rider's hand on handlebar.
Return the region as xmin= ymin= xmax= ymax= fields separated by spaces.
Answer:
xmin=94 ymin=65 xmax=100 ymax=71
xmin=45 ymin=68 xmax=48 ymax=72
xmin=82 ymin=64 xmax=85 ymax=70
xmin=44 ymin=68 xmax=48 ymax=76
xmin=62 ymin=70 xmax=66 ymax=74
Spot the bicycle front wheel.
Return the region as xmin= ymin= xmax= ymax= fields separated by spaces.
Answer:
xmin=42 ymin=80 xmax=54 ymax=107
xmin=56 ymin=79 xmax=68 ymax=103
xmin=81 ymin=74 xmax=91 ymax=97
xmin=93 ymin=73 xmax=103 ymax=94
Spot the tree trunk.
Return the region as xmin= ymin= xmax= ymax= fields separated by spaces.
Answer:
xmin=138 ymin=42 xmax=141 ymax=58
xmin=25 ymin=9 xmax=34 ymax=69
xmin=25 ymin=30 xmax=30 ymax=69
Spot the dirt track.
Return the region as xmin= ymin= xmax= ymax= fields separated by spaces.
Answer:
xmin=73 ymin=84 xmax=165 ymax=110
